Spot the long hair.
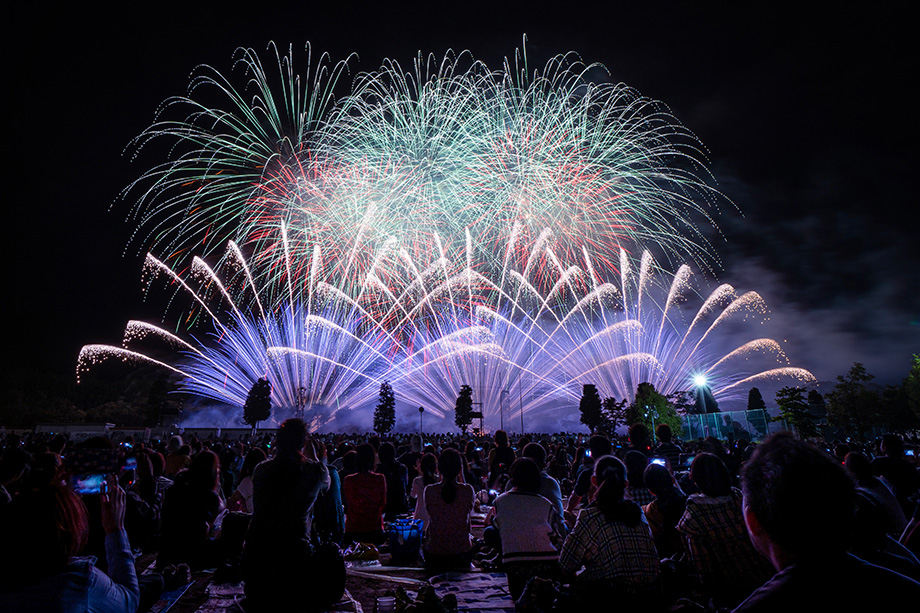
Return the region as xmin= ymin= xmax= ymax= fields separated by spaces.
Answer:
xmin=593 ymin=455 xmax=642 ymax=527
xmin=187 ymin=449 xmax=221 ymax=493
xmin=276 ymin=418 xmax=308 ymax=460
xmin=240 ymin=448 xmax=267 ymax=480
xmin=690 ymin=452 xmax=732 ymax=497
xmin=355 ymin=443 xmax=377 ymax=473
xmin=0 ymin=483 xmax=89 ymax=585
xmin=420 ymin=452 xmax=439 ymax=486
xmin=438 ymin=448 xmax=462 ymax=504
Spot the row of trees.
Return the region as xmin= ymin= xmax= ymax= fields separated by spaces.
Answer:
xmin=577 ymin=382 xmax=686 ymax=436
xmin=747 ymin=357 xmax=920 ymax=439
xmin=239 ymin=355 xmax=920 ymax=438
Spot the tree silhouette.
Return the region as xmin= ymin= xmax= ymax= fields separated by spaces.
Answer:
xmin=243 ymin=377 xmax=272 ymax=433
xmin=694 ymin=384 xmax=720 ymax=414
xmin=747 ymin=387 xmax=767 ymax=412
xmin=601 ymin=396 xmax=628 ymax=435
xmin=579 ymin=384 xmax=603 ymax=432
xmin=667 ymin=390 xmax=695 ymax=416
xmin=373 ymin=380 xmax=396 ymax=435
xmin=826 ymin=363 xmax=878 ymax=438
xmin=905 ymin=354 xmax=920 ymax=422
xmin=773 ymin=386 xmax=817 ymax=439
xmin=454 ymin=384 xmax=474 ymax=433
xmin=627 ymin=382 xmax=682 ymax=434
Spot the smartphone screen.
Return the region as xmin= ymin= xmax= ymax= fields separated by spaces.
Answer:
xmin=73 ymin=473 xmax=107 ymax=495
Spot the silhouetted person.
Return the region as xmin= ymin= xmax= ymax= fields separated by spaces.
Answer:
xmin=735 ymin=432 xmax=920 ymax=611
xmin=242 ymin=419 xmax=330 ymax=612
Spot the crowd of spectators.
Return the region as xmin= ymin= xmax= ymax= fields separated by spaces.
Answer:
xmin=1 ymin=424 xmax=919 ymax=611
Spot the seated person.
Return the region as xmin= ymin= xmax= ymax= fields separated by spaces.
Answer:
xmin=410 ymin=452 xmax=439 ymax=525
xmin=624 ymin=450 xmax=654 ymax=506
xmin=226 ymin=447 xmax=267 ymax=513
xmin=343 ymin=443 xmax=387 ymax=545
xmin=0 ymin=477 xmax=142 ymax=612
xmin=559 ymin=455 xmax=661 ymax=608
xmin=242 ymin=419 xmax=331 ymax=612
xmin=521 ymin=442 xmax=565 ymax=520
xmin=677 ymin=453 xmax=773 ymax=608
xmin=735 ymin=432 xmax=920 ymax=611
xmin=157 ymin=449 xmax=224 ymax=570
xmin=424 ymin=449 xmax=474 ymax=569
xmin=642 ymin=462 xmax=687 ymax=558
xmin=490 ymin=458 xmax=566 ymax=600
xmin=376 ymin=442 xmax=409 ymax=519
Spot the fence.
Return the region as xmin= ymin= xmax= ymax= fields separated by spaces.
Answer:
xmin=680 ymin=410 xmax=789 ymax=442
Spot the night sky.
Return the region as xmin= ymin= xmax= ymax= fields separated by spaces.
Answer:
xmin=6 ymin=2 xmax=918 ymax=396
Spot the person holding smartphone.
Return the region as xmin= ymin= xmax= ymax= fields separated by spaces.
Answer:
xmin=0 ymin=475 xmax=140 ymax=612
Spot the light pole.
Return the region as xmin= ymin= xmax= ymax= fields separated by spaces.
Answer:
xmin=296 ymin=387 xmax=306 ymax=421
xmin=645 ymin=404 xmax=658 ymax=444
xmin=418 ymin=406 xmax=424 ymax=434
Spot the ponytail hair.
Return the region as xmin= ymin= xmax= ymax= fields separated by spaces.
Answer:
xmin=420 ymin=452 xmax=439 ymax=486
xmin=593 ymin=455 xmax=641 ymax=527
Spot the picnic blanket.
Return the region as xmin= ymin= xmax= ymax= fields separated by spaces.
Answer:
xmin=193 ymin=582 xmax=362 ymax=613
xmin=430 ymin=572 xmax=514 ymax=612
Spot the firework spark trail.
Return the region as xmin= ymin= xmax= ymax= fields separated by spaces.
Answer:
xmin=79 ymin=226 xmax=813 ymax=430
xmin=124 ymin=321 xmax=203 ymax=354
xmin=121 ymin=42 xmax=355 ymax=264
xmin=77 ymin=345 xmax=196 ymax=384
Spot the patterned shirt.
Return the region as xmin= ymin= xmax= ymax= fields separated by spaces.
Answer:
xmin=559 ymin=504 xmax=660 ymax=591
xmin=676 ymin=489 xmax=773 ymax=596
xmin=626 ymin=486 xmax=655 ymax=506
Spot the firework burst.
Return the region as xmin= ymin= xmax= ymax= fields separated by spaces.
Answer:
xmin=121 ymin=41 xmax=727 ymax=294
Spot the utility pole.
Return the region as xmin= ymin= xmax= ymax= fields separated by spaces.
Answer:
xmin=296 ymin=387 xmax=306 ymax=421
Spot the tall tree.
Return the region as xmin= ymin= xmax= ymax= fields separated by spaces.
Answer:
xmin=454 ymin=384 xmax=474 ymax=433
xmin=601 ymin=396 xmax=628 ymax=435
xmin=826 ymin=363 xmax=879 ymax=439
xmin=243 ymin=377 xmax=272 ymax=433
xmin=905 ymin=354 xmax=920 ymax=422
xmin=667 ymin=390 xmax=695 ymax=416
xmin=579 ymin=384 xmax=603 ymax=433
xmin=694 ymin=384 xmax=720 ymax=414
xmin=373 ymin=380 xmax=396 ymax=435
xmin=879 ymin=384 xmax=920 ymax=432
xmin=773 ymin=386 xmax=818 ymax=439
xmin=627 ymin=382 xmax=682 ymax=434
xmin=747 ymin=387 xmax=767 ymax=412
xmin=807 ymin=389 xmax=826 ymax=416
